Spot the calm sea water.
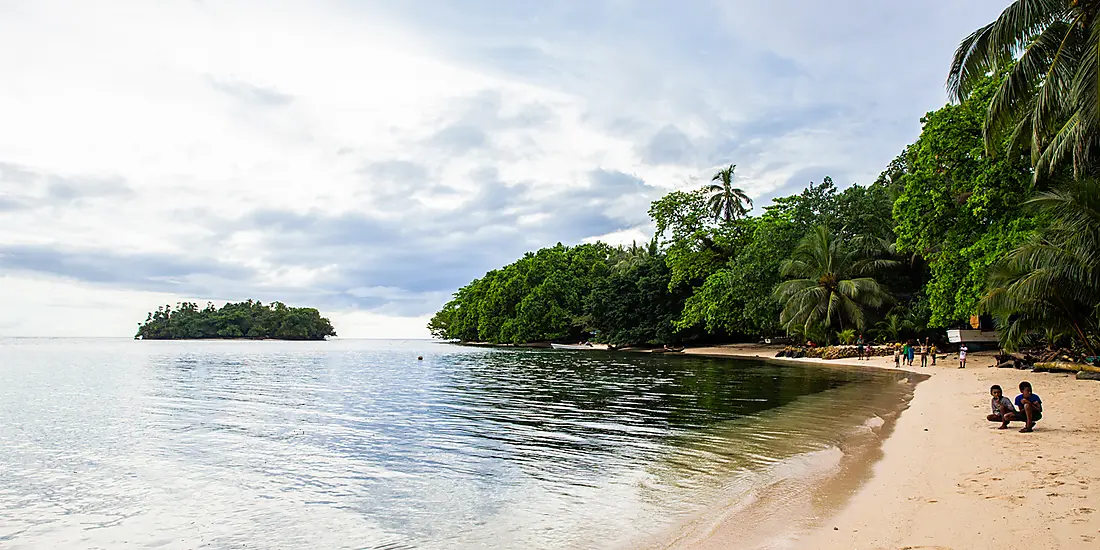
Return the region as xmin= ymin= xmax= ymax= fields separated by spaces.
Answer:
xmin=0 ymin=338 xmax=914 ymax=549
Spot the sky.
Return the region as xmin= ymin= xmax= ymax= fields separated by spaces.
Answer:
xmin=0 ymin=0 xmax=1010 ymax=338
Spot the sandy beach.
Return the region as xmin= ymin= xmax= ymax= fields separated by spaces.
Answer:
xmin=675 ymin=344 xmax=1100 ymax=549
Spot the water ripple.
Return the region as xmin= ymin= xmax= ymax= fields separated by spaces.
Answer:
xmin=0 ymin=338 xmax=912 ymax=549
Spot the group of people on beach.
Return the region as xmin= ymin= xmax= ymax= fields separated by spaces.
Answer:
xmin=851 ymin=335 xmax=975 ymax=370
xmin=987 ymin=381 xmax=1043 ymax=433
xmin=892 ymin=338 xmax=937 ymax=368
xmin=853 ymin=334 xmax=905 ymax=362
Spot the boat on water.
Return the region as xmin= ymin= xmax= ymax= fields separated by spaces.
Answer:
xmin=550 ymin=343 xmax=609 ymax=350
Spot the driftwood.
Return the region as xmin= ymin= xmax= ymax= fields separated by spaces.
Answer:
xmin=1034 ymin=348 xmax=1087 ymax=363
xmin=1032 ymin=361 xmax=1100 ymax=374
xmin=1077 ymin=371 xmax=1100 ymax=381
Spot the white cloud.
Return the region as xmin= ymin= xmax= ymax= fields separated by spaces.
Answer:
xmin=583 ymin=228 xmax=652 ymax=248
xmin=0 ymin=0 xmax=1012 ymax=337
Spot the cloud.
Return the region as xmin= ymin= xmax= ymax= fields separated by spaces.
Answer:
xmin=0 ymin=161 xmax=133 ymax=209
xmin=641 ymin=126 xmax=694 ymax=166
xmin=430 ymin=124 xmax=489 ymax=153
xmin=0 ymin=162 xmax=39 ymax=184
xmin=189 ymin=168 xmax=654 ymax=316
xmin=45 ymin=176 xmax=132 ymax=203
xmin=0 ymin=243 xmax=254 ymax=292
xmin=0 ymin=0 xmax=1014 ymax=336
xmin=588 ymin=169 xmax=647 ymax=196
xmin=362 ymin=160 xmax=429 ymax=184
xmin=207 ymin=76 xmax=294 ymax=107
xmin=0 ymin=197 xmax=29 ymax=212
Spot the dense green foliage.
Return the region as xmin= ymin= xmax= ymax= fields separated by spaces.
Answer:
xmin=941 ymin=0 xmax=1100 ymax=354
xmin=428 ymin=243 xmax=617 ymax=344
xmin=431 ymin=174 xmax=920 ymax=346
xmin=431 ymin=6 xmax=1100 ymax=355
xmin=136 ymin=300 xmax=337 ymax=340
xmin=586 ymin=252 xmax=692 ymax=346
xmin=774 ymin=226 xmax=895 ymax=335
xmin=432 ymin=77 xmax=1034 ymax=346
xmin=890 ymin=75 xmax=1037 ymax=327
xmin=948 ymin=0 xmax=1100 ymax=178
xmin=677 ymin=177 xmax=901 ymax=339
xmin=982 ymin=177 xmax=1100 ymax=354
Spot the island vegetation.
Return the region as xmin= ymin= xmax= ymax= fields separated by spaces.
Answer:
xmin=430 ymin=0 xmax=1100 ymax=357
xmin=136 ymin=300 xmax=337 ymax=340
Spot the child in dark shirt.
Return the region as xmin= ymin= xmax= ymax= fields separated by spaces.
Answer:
xmin=1005 ymin=381 xmax=1043 ymax=433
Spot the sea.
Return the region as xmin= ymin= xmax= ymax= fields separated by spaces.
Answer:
xmin=0 ymin=338 xmax=919 ymax=549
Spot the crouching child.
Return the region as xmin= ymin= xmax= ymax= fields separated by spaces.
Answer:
xmin=986 ymin=385 xmax=1016 ymax=429
xmin=1010 ymin=381 xmax=1043 ymax=433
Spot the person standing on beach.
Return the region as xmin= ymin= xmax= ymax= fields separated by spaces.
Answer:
xmin=856 ymin=334 xmax=865 ymax=360
xmin=907 ymin=340 xmax=916 ymax=366
xmin=919 ymin=339 xmax=929 ymax=368
xmin=893 ymin=344 xmax=901 ymax=368
xmin=959 ymin=344 xmax=968 ymax=369
xmin=987 ymin=385 xmax=1016 ymax=428
xmin=901 ymin=341 xmax=910 ymax=366
xmin=930 ymin=342 xmax=937 ymax=365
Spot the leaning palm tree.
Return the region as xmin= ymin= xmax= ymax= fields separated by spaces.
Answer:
xmin=947 ymin=1 xmax=1100 ymax=178
xmin=774 ymin=226 xmax=894 ymax=337
xmin=705 ymin=164 xmax=753 ymax=222
xmin=981 ymin=177 xmax=1100 ymax=354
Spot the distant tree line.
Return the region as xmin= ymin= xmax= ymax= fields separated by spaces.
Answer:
xmin=136 ymin=300 xmax=337 ymax=340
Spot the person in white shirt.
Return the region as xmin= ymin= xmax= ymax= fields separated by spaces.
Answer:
xmin=958 ymin=344 xmax=968 ymax=369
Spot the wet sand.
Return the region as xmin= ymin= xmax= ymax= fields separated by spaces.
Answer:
xmin=678 ymin=344 xmax=1100 ymax=549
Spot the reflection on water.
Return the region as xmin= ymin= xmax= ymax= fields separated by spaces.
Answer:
xmin=0 ymin=339 xmax=914 ymax=549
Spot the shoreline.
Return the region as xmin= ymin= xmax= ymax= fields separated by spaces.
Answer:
xmin=667 ymin=344 xmax=1100 ymax=549
xmin=635 ymin=357 xmax=921 ymax=550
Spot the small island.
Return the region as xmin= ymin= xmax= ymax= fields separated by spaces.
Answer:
xmin=135 ymin=300 xmax=337 ymax=340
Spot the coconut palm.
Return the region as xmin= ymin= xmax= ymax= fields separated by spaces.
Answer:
xmin=705 ymin=164 xmax=753 ymax=222
xmin=612 ymin=236 xmax=659 ymax=273
xmin=875 ymin=312 xmax=915 ymax=343
xmin=774 ymin=226 xmax=894 ymax=336
xmin=981 ymin=177 xmax=1100 ymax=353
xmin=947 ymin=1 xmax=1100 ymax=178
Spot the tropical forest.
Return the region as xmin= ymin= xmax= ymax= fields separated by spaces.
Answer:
xmin=136 ymin=300 xmax=337 ymax=340
xmin=429 ymin=0 xmax=1100 ymax=357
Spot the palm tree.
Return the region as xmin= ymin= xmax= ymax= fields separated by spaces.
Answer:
xmin=875 ymin=313 xmax=915 ymax=343
xmin=613 ymin=236 xmax=659 ymax=273
xmin=774 ymin=226 xmax=895 ymax=337
xmin=981 ymin=177 xmax=1100 ymax=354
xmin=705 ymin=164 xmax=753 ymax=222
xmin=947 ymin=1 xmax=1100 ymax=178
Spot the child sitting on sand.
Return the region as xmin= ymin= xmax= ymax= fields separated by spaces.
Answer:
xmin=986 ymin=385 xmax=1016 ymax=428
xmin=1007 ymin=381 xmax=1043 ymax=433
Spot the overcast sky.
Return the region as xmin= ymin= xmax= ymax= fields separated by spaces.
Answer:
xmin=0 ymin=0 xmax=1008 ymax=337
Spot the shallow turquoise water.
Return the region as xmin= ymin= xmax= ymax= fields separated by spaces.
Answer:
xmin=0 ymin=338 xmax=911 ymax=549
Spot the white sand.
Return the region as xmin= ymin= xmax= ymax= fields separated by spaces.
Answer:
xmin=678 ymin=344 xmax=1100 ymax=549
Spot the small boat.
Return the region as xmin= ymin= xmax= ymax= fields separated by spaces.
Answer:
xmin=550 ymin=343 xmax=608 ymax=350
xmin=946 ymin=329 xmax=1000 ymax=344
xmin=650 ymin=346 xmax=685 ymax=354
